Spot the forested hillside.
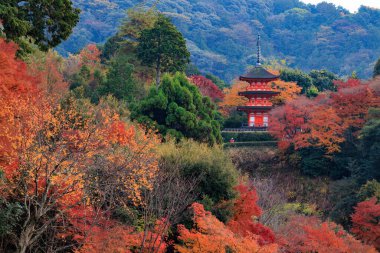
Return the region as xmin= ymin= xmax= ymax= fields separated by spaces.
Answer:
xmin=1 ymin=0 xmax=380 ymax=252
xmin=57 ymin=0 xmax=380 ymax=81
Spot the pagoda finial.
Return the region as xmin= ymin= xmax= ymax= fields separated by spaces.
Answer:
xmin=256 ymin=34 xmax=261 ymax=67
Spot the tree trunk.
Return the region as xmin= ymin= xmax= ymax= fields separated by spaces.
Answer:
xmin=155 ymin=56 xmax=161 ymax=89
xmin=18 ymin=223 xmax=35 ymax=253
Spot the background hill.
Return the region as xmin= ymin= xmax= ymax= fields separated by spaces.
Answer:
xmin=57 ymin=0 xmax=380 ymax=82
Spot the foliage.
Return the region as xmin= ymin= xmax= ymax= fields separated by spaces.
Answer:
xmin=280 ymin=68 xmax=313 ymax=93
xmin=270 ymin=79 xmax=379 ymax=154
xmin=57 ymin=0 xmax=380 ymax=81
xmin=309 ymin=69 xmax=339 ymax=91
xmin=131 ymin=73 xmax=223 ymax=145
xmin=205 ymin=73 xmax=228 ymax=89
xmin=227 ymin=184 xmax=276 ymax=245
xmin=351 ymin=197 xmax=380 ymax=249
xmin=119 ymin=7 xmax=159 ymax=46
xmin=0 ymin=38 xmax=159 ymax=252
xmin=101 ymin=34 xmax=123 ymax=61
xmin=374 ymin=57 xmax=380 ymax=78
xmin=269 ymin=96 xmax=345 ymax=154
xmin=97 ymin=55 xmax=145 ymax=102
xmin=271 ymin=79 xmax=302 ymax=105
xmin=219 ymin=81 xmax=247 ymax=115
xmin=175 ymin=203 xmax=278 ymax=253
xmin=279 ymin=215 xmax=377 ymax=253
xmin=137 ymin=15 xmax=190 ymax=86
xmin=358 ymin=180 xmax=380 ymax=201
xmin=0 ymin=0 xmax=80 ymax=51
xmin=189 ymin=75 xmax=224 ymax=102
xmin=158 ymin=139 xmax=238 ymax=221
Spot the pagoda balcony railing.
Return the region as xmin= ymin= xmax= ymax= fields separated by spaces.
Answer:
xmin=222 ymin=124 xmax=268 ymax=132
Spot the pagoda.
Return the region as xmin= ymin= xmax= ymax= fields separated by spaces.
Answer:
xmin=237 ymin=35 xmax=280 ymax=129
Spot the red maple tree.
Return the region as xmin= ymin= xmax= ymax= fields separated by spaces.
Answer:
xmin=351 ymin=197 xmax=380 ymax=249
xmin=227 ymin=183 xmax=276 ymax=245
xmin=189 ymin=75 xmax=224 ymax=102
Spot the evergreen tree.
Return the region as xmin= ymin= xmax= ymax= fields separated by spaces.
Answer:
xmin=373 ymin=58 xmax=380 ymax=77
xmin=98 ymin=55 xmax=144 ymax=102
xmin=137 ymin=15 xmax=190 ymax=87
xmin=280 ymin=69 xmax=313 ymax=93
xmin=0 ymin=0 xmax=80 ymax=51
xmin=131 ymin=73 xmax=222 ymax=145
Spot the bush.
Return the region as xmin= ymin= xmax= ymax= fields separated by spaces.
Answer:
xmin=158 ymin=139 xmax=239 ymax=221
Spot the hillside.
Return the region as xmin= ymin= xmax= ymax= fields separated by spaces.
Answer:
xmin=57 ymin=0 xmax=380 ymax=82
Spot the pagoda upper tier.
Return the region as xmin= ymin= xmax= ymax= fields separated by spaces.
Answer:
xmin=239 ymin=66 xmax=279 ymax=83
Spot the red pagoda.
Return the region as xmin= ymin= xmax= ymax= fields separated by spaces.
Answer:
xmin=237 ymin=35 xmax=280 ymax=129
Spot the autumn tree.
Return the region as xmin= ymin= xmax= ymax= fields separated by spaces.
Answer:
xmin=175 ymin=203 xmax=278 ymax=253
xmin=269 ymin=96 xmax=345 ymax=153
xmin=331 ymin=79 xmax=378 ymax=130
xmin=137 ymin=15 xmax=190 ymax=86
xmin=227 ymin=184 xmax=276 ymax=245
xmin=271 ymin=79 xmax=302 ymax=105
xmin=280 ymin=215 xmax=377 ymax=253
xmin=0 ymin=39 xmax=160 ymax=252
xmin=219 ymin=81 xmax=247 ymax=115
xmin=189 ymin=75 xmax=225 ymax=102
xmin=351 ymin=197 xmax=380 ymax=249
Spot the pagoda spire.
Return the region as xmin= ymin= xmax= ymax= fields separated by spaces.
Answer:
xmin=256 ymin=34 xmax=261 ymax=66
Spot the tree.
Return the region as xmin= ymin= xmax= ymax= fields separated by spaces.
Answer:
xmin=280 ymin=216 xmax=377 ymax=253
xmin=205 ymin=73 xmax=228 ymax=90
xmin=219 ymin=81 xmax=247 ymax=116
xmin=331 ymin=79 xmax=377 ymax=130
xmin=309 ymin=69 xmax=339 ymax=91
xmin=0 ymin=0 xmax=80 ymax=51
xmin=271 ymin=80 xmax=302 ymax=105
xmin=175 ymin=203 xmax=278 ymax=253
xmin=137 ymin=15 xmax=190 ymax=87
xmin=119 ymin=7 xmax=159 ymax=46
xmin=131 ymin=73 xmax=223 ymax=145
xmin=269 ymin=96 xmax=345 ymax=154
xmin=0 ymin=39 xmax=160 ymax=252
xmin=189 ymin=75 xmax=224 ymax=102
xmin=374 ymin=57 xmax=380 ymax=77
xmin=159 ymin=139 xmax=239 ymax=221
xmin=227 ymin=184 xmax=276 ymax=245
xmin=358 ymin=108 xmax=380 ymax=181
xmin=97 ymin=55 xmax=145 ymax=102
xmin=351 ymin=197 xmax=380 ymax=249
xmin=280 ymin=68 xmax=313 ymax=93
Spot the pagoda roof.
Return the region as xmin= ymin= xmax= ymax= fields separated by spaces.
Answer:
xmin=237 ymin=105 xmax=273 ymax=111
xmin=238 ymin=90 xmax=280 ymax=96
xmin=239 ymin=66 xmax=280 ymax=82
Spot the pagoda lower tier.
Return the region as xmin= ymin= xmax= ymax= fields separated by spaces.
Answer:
xmin=237 ymin=90 xmax=280 ymax=128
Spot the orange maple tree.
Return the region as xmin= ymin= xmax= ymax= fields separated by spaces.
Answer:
xmin=280 ymin=215 xmax=377 ymax=253
xmin=175 ymin=202 xmax=278 ymax=253
xmin=269 ymin=96 xmax=345 ymax=153
xmin=78 ymin=44 xmax=101 ymax=69
xmin=0 ymin=38 xmax=159 ymax=253
xmin=271 ymin=79 xmax=302 ymax=106
xmin=219 ymin=81 xmax=248 ymax=115
xmin=351 ymin=197 xmax=380 ymax=249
